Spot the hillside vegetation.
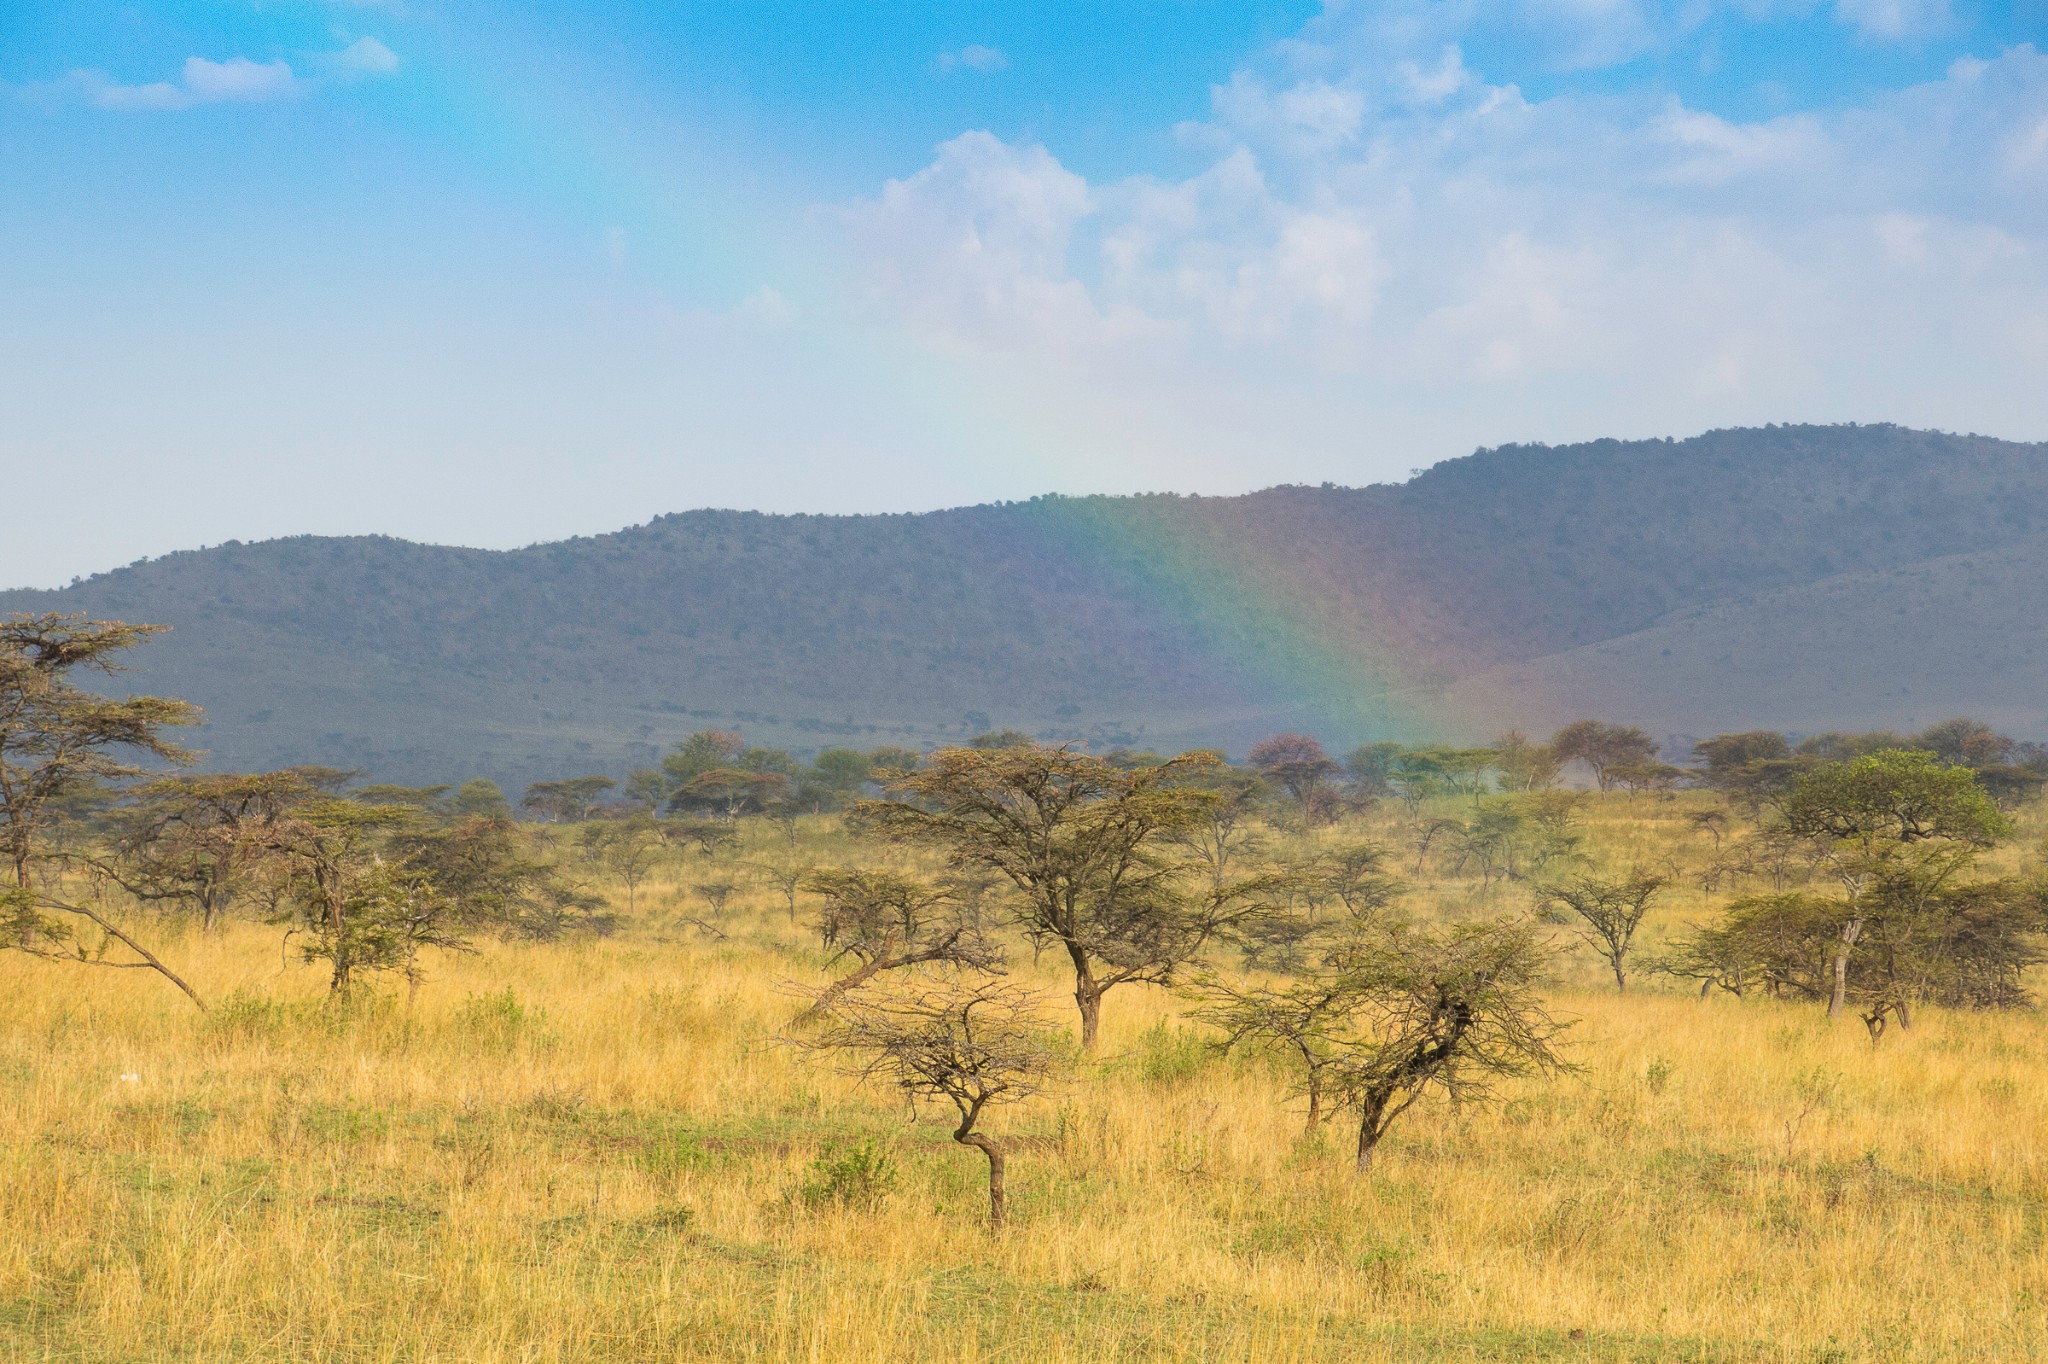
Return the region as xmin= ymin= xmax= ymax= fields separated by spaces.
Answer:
xmin=5 ymin=423 xmax=2046 ymax=785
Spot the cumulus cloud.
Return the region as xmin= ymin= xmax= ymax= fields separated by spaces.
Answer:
xmin=840 ymin=131 xmax=1107 ymax=345
xmin=836 ymin=18 xmax=2048 ymax=465
xmin=936 ymin=45 xmax=1009 ymax=73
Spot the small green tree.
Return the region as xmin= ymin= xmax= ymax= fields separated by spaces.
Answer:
xmin=810 ymin=748 xmax=874 ymax=795
xmin=111 ymin=771 xmax=316 ymax=932
xmin=857 ymin=746 xmax=1258 ymax=1050
xmin=1551 ymin=720 xmax=1658 ymax=791
xmin=660 ymin=730 xmax=746 ymax=791
xmin=397 ymin=815 xmax=604 ymax=940
xmin=453 ymin=778 xmax=512 ymax=818
xmin=1206 ymin=917 xmax=1568 ymax=1171
xmin=673 ymin=768 xmax=787 ymax=821
xmin=1536 ymin=872 xmax=1667 ymax=991
xmin=1693 ymin=731 xmax=1806 ymax=802
xmin=578 ymin=814 xmax=670 ymax=915
xmin=1170 ymin=762 xmax=1268 ymax=890
xmin=519 ymin=776 xmax=617 ymax=823
xmin=1777 ymin=750 xmax=2009 ymax=1018
xmin=260 ymin=801 xmax=470 ymax=995
xmin=1491 ymin=730 xmax=1560 ymax=793
xmin=1247 ymin=734 xmax=1341 ymax=823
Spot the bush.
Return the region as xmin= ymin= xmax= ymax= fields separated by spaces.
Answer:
xmin=1128 ymin=1020 xmax=1212 ymax=1086
xmin=798 ymin=1139 xmax=898 ymax=1210
xmin=636 ymin=1131 xmax=714 ymax=1182
xmin=455 ymin=988 xmax=533 ymax=1050
xmin=206 ymin=990 xmax=288 ymax=1046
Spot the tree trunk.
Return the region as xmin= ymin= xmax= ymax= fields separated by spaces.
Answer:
xmin=1355 ymin=1090 xmax=1392 ymax=1173
xmin=1827 ymin=916 xmax=1865 ymax=1018
xmin=1611 ymin=954 xmax=1628 ymax=992
xmin=1067 ymin=945 xmax=1103 ymax=1052
xmin=956 ymin=1132 xmax=1007 ymax=1231
xmin=10 ymin=844 xmax=33 ymax=947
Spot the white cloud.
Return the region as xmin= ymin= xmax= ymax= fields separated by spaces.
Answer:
xmin=61 ymin=39 xmax=397 ymax=112
xmin=79 ymin=56 xmax=299 ymax=111
xmin=1834 ymin=0 xmax=1952 ymax=40
xmin=1651 ymin=104 xmax=1828 ymax=185
xmin=840 ymin=131 xmax=1107 ymax=346
xmin=936 ymin=45 xmax=1009 ymax=74
xmin=835 ymin=30 xmax=2048 ymax=469
xmin=1399 ymin=46 xmax=1471 ymax=103
xmin=330 ymin=37 xmax=400 ymax=78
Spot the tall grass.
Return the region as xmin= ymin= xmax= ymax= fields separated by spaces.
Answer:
xmin=2 ymin=796 xmax=2044 ymax=1361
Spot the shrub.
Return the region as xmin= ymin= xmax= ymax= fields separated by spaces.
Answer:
xmin=798 ymin=1139 xmax=898 ymax=1210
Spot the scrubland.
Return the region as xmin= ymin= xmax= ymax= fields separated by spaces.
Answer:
xmin=4 ymin=794 xmax=2047 ymax=1363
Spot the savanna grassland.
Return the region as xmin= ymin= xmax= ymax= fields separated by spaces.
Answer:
xmin=5 ymin=792 xmax=2047 ymax=1364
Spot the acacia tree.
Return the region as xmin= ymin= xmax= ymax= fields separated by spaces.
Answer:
xmin=793 ymin=981 xmax=1062 ymax=1231
xmin=1535 ymin=871 xmax=1667 ymax=991
xmin=1491 ymin=731 xmax=1561 ymax=793
xmin=112 ymin=771 xmax=315 ymax=932
xmin=395 ymin=814 xmax=605 ymax=940
xmin=1693 ymin=731 xmax=1805 ymax=802
xmin=578 ymin=814 xmax=670 ymax=915
xmin=800 ymin=869 xmax=1003 ymax=1015
xmin=1196 ymin=975 xmax=1355 ymax=1131
xmin=519 ymin=776 xmax=617 ymax=823
xmin=1170 ymin=763 xmax=1268 ymax=891
xmin=1550 ymin=721 xmax=1658 ymax=791
xmin=1776 ymin=750 xmax=2009 ymax=1018
xmin=1207 ymin=917 xmax=1567 ymax=1171
xmin=1307 ymin=843 xmax=1404 ymax=921
xmin=856 ymin=746 xmax=1261 ymax=1050
xmin=0 ymin=614 xmax=206 ymax=1008
xmin=1247 ymin=734 xmax=1341 ymax=823
xmin=256 ymin=800 xmax=471 ymax=995
xmin=1660 ymin=877 xmax=2045 ymax=1038
xmin=452 ymin=778 xmax=512 ymax=818
xmin=675 ymin=768 xmax=787 ymax=821
xmin=748 ymin=851 xmax=816 ymax=921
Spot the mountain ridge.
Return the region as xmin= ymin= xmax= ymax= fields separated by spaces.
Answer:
xmin=7 ymin=423 xmax=2046 ymax=786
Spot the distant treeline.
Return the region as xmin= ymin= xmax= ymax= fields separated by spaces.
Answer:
xmin=496 ymin=716 xmax=2048 ymax=826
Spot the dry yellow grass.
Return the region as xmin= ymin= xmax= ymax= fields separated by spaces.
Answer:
xmin=3 ymin=794 xmax=2046 ymax=1362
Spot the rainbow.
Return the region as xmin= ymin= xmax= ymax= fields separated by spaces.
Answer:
xmin=389 ymin=21 xmax=1468 ymax=752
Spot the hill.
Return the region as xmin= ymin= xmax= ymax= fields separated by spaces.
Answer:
xmin=5 ymin=423 xmax=2046 ymax=785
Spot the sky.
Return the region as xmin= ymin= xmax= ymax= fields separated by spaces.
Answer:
xmin=2 ymin=1 xmax=2045 ymax=588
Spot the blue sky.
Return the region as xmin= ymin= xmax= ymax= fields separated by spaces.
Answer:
xmin=2 ymin=1 xmax=2045 ymax=586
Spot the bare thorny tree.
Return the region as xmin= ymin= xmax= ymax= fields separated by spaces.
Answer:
xmin=791 ymin=980 xmax=1063 ymax=1230
xmin=798 ymin=868 xmax=1004 ymax=1017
